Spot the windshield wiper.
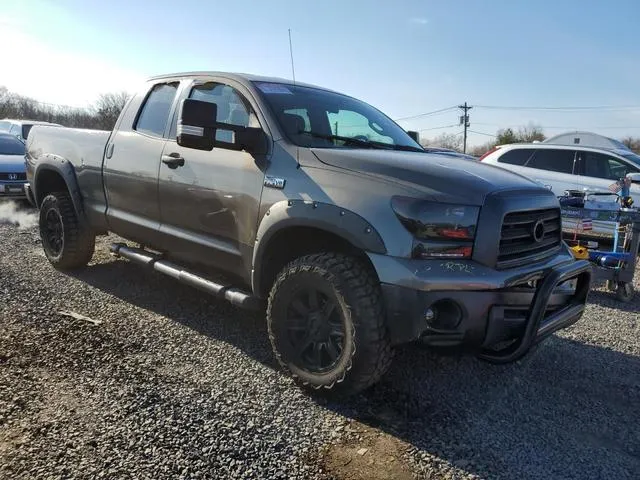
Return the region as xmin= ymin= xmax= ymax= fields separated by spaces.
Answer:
xmin=299 ymin=130 xmax=424 ymax=152
xmin=299 ymin=130 xmax=383 ymax=149
xmin=389 ymin=144 xmax=425 ymax=153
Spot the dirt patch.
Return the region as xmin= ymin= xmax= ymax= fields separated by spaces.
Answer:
xmin=320 ymin=422 xmax=414 ymax=480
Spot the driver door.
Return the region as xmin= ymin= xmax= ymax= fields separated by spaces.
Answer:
xmin=157 ymin=78 xmax=267 ymax=281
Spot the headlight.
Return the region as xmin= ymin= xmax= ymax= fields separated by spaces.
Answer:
xmin=391 ymin=196 xmax=479 ymax=259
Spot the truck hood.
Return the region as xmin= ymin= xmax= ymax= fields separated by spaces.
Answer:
xmin=0 ymin=154 xmax=26 ymax=173
xmin=311 ymin=148 xmax=541 ymax=206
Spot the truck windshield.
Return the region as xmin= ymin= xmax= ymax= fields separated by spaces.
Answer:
xmin=254 ymin=82 xmax=423 ymax=151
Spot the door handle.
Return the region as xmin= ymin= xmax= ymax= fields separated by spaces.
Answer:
xmin=162 ymin=153 xmax=185 ymax=169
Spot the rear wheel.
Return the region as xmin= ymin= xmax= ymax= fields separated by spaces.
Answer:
xmin=39 ymin=192 xmax=95 ymax=270
xmin=267 ymin=252 xmax=393 ymax=397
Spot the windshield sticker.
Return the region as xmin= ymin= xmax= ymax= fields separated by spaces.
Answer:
xmin=256 ymin=82 xmax=294 ymax=95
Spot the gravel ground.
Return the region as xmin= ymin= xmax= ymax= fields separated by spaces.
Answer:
xmin=1 ymin=204 xmax=639 ymax=479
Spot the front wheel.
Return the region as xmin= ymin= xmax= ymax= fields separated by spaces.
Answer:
xmin=39 ymin=192 xmax=95 ymax=270
xmin=267 ymin=252 xmax=393 ymax=397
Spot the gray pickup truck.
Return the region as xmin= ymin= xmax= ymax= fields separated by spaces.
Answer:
xmin=26 ymin=72 xmax=592 ymax=396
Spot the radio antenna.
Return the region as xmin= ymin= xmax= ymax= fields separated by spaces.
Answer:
xmin=288 ymin=28 xmax=296 ymax=85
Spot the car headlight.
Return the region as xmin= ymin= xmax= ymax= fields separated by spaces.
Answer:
xmin=391 ymin=196 xmax=480 ymax=259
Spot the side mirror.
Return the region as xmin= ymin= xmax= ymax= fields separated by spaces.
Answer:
xmin=177 ymin=98 xmax=218 ymax=151
xmin=407 ymin=130 xmax=420 ymax=143
xmin=627 ymin=172 xmax=640 ymax=184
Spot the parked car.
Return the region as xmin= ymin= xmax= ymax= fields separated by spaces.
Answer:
xmin=0 ymin=119 xmax=62 ymax=143
xmin=0 ymin=132 xmax=28 ymax=200
xmin=480 ymin=142 xmax=640 ymax=239
xmin=25 ymin=71 xmax=591 ymax=396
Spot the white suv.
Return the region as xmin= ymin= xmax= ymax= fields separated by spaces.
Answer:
xmin=480 ymin=143 xmax=640 ymax=202
xmin=480 ymin=143 xmax=640 ymax=239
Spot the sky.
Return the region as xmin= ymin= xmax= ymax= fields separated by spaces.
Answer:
xmin=2 ymin=0 xmax=640 ymax=147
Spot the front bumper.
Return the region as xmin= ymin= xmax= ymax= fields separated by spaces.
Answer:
xmin=0 ymin=181 xmax=28 ymax=200
xmin=369 ymin=248 xmax=592 ymax=363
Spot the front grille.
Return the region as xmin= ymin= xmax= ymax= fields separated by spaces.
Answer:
xmin=497 ymin=208 xmax=562 ymax=269
xmin=0 ymin=173 xmax=26 ymax=181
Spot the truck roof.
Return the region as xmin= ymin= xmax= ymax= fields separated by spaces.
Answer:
xmin=147 ymin=71 xmax=336 ymax=93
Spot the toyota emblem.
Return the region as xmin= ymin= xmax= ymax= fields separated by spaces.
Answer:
xmin=532 ymin=220 xmax=545 ymax=243
xmin=8 ymin=173 xmax=18 ymax=180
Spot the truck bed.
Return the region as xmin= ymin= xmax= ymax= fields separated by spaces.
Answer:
xmin=26 ymin=125 xmax=111 ymax=223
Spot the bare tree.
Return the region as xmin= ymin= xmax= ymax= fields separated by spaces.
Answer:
xmin=621 ymin=136 xmax=640 ymax=153
xmin=421 ymin=132 xmax=463 ymax=151
xmin=94 ymin=92 xmax=131 ymax=130
xmin=516 ymin=123 xmax=545 ymax=143
xmin=0 ymin=86 xmax=131 ymax=130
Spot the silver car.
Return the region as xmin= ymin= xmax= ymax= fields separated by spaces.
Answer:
xmin=0 ymin=133 xmax=28 ymax=200
xmin=0 ymin=119 xmax=62 ymax=143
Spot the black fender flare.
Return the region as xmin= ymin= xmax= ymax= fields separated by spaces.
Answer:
xmin=32 ymin=155 xmax=85 ymax=221
xmin=251 ymin=200 xmax=386 ymax=294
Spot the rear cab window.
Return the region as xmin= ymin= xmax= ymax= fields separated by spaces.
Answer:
xmin=134 ymin=82 xmax=180 ymax=137
xmin=21 ymin=125 xmax=32 ymax=139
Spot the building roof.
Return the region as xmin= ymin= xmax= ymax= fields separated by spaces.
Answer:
xmin=543 ymin=131 xmax=630 ymax=151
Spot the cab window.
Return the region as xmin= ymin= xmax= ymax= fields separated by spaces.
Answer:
xmin=134 ymin=82 xmax=179 ymax=137
xmin=187 ymin=82 xmax=259 ymax=142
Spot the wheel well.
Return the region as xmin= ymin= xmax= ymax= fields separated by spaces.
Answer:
xmin=35 ymin=169 xmax=68 ymax=206
xmin=257 ymin=226 xmax=378 ymax=298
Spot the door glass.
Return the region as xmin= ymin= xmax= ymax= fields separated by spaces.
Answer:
xmin=582 ymin=151 xmax=637 ymax=180
xmin=134 ymin=82 xmax=179 ymax=137
xmin=525 ymin=149 xmax=575 ymax=174
xmin=497 ymin=148 xmax=536 ymax=165
xmin=187 ymin=83 xmax=259 ymax=142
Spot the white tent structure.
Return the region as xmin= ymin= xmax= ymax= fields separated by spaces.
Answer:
xmin=543 ymin=131 xmax=630 ymax=151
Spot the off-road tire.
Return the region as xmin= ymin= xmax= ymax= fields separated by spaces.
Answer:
xmin=39 ymin=192 xmax=95 ymax=270
xmin=267 ymin=252 xmax=393 ymax=397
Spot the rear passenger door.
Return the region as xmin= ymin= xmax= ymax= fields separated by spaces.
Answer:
xmin=103 ymin=81 xmax=181 ymax=245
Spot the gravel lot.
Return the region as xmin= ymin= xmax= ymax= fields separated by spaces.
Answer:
xmin=1 ymin=203 xmax=639 ymax=479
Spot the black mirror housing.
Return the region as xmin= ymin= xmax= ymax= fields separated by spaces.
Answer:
xmin=177 ymin=99 xmax=218 ymax=151
xmin=407 ymin=130 xmax=420 ymax=143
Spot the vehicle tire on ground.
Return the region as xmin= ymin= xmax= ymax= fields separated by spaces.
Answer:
xmin=39 ymin=192 xmax=95 ymax=270
xmin=267 ymin=252 xmax=393 ymax=397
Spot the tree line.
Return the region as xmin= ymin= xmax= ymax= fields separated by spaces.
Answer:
xmin=0 ymin=86 xmax=130 ymax=131
xmin=420 ymin=124 xmax=640 ymax=156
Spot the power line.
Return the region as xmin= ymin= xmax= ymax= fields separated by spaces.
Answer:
xmin=394 ymin=106 xmax=458 ymax=122
xmin=472 ymin=122 xmax=640 ymax=130
xmin=474 ymin=104 xmax=640 ymax=111
xmin=468 ymin=130 xmax=496 ymax=137
xmin=417 ymin=123 xmax=459 ymax=132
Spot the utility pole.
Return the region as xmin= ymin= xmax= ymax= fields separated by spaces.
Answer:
xmin=458 ymin=102 xmax=472 ymax=153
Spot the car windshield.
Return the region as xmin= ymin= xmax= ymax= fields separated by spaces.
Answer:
xmin=619 ymin=151 xmax=640 ymax=168
xmin=0 ymin=121 xmax=11 ymax=132
xmin=0 ymin=135 xmax=26 ymax=155
xmin=253 ymin=82 xmax=423 ymax=151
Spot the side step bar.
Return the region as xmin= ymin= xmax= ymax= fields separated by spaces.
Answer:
xmin=110 ymin=243 xmax=263 ymax=311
